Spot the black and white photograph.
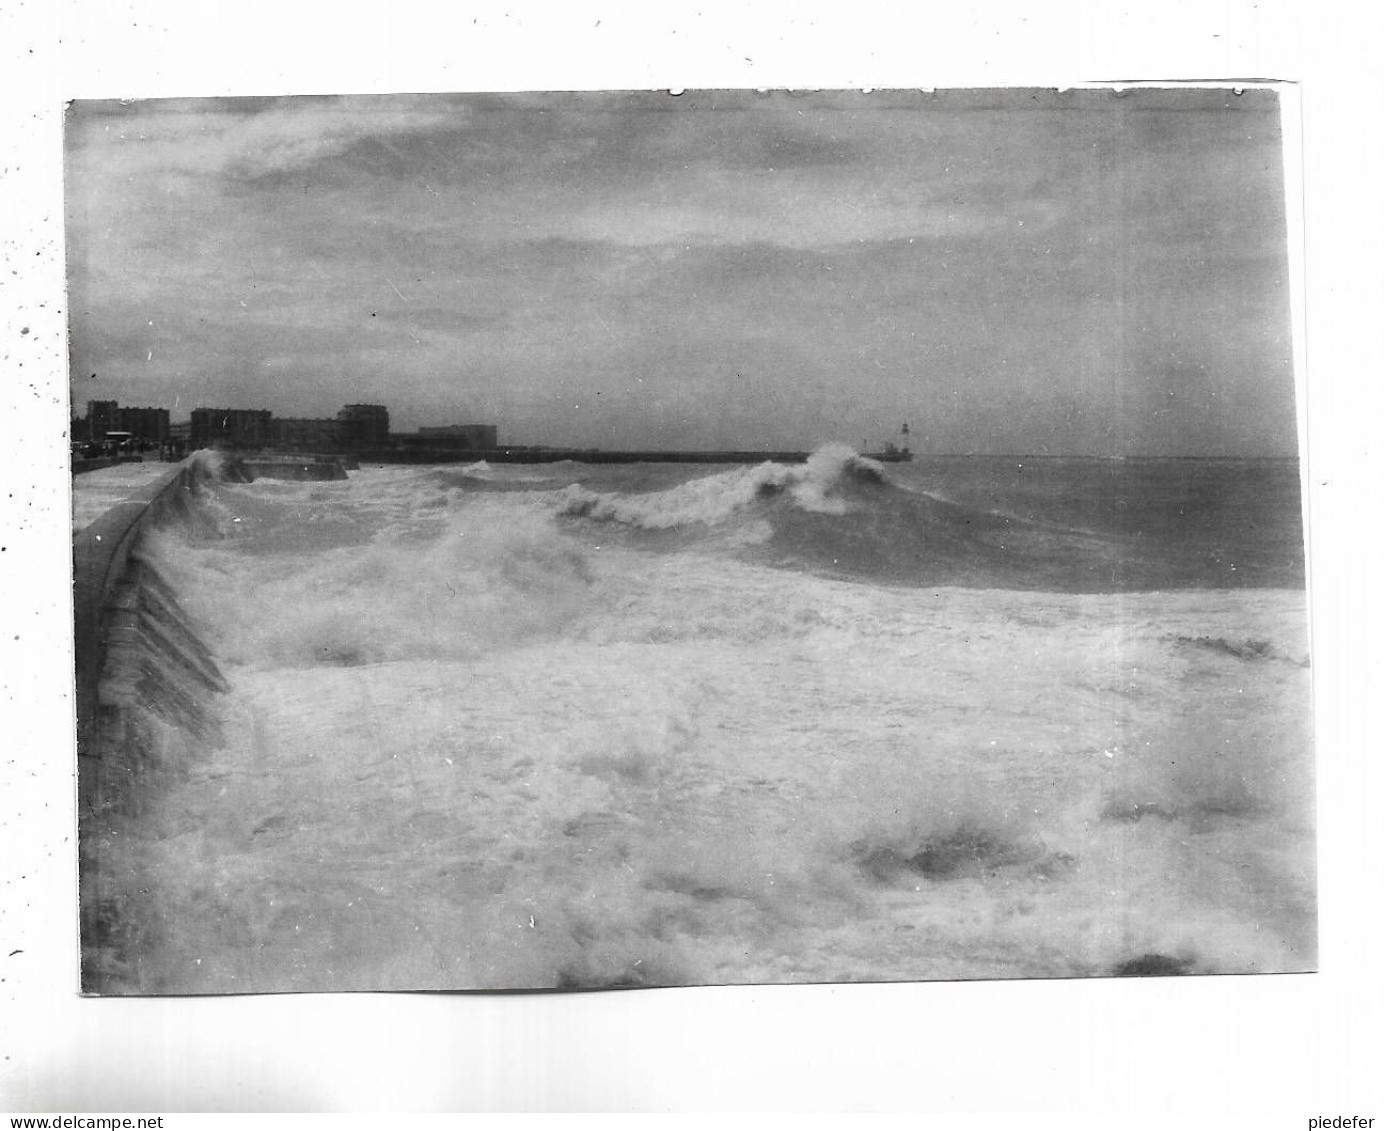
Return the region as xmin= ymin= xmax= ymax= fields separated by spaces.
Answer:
xmin=64 ymin=86 xmax=1315 ymax=997
xmin=10 ymin=0 xmax=1384 ymax=1114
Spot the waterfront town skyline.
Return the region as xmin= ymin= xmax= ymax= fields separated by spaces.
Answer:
xmin=72 ymin=397 xmax=499 ymax=457
xmin=70 ymin=396 xmax=921 ymax=461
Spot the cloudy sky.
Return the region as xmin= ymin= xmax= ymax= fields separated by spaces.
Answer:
xmin=64 ymin=88 xmax=1295 ymax=455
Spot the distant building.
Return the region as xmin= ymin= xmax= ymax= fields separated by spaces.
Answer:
xmin=271 ymin=417 xmax=347 ymax=450
xmin=82 ymin=400 xmax=170 ymax=444
xmin=79 ymin=397 xmax=503 ymax=458
xmin=337 ymin=404 xmax=390 ymax=449
xmin=191 ymin=407 xmax=272 ymax=448
xmin=264 ymin=405 xmax=390 ymax=452
xmin=118 ymin=405 xmax=171 ymax=444
xmin=85 ymin=400 xmax=121 ymax=441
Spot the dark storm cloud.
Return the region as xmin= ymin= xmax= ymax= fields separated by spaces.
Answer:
xmin=65 ymin=88 xmax=1296 ymax=454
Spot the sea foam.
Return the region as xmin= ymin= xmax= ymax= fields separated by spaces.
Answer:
xmin=556 ymin=443 xmax=886 ymax=529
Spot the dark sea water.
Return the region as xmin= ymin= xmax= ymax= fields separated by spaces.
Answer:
xmin=888 ymin=456 xmax=1305 ymax=589
xmin=88 ymin=448 xmax=1315 ymax=992
xmin=485 ymin=450 xmax=1306 ymax=591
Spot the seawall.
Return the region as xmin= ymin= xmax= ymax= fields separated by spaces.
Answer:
xmin=74 ymin=453 xmax=230 ymax=799
xmin=74 ymin=451 xmax=358 ymax=990
xmin=74 ymin=453 xmax=238 ymax=991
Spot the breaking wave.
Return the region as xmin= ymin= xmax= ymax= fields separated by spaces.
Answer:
xmin=144 ymin=496 xmax=599 ymax=670
xmin=556 ymin=444 xmax=887 ymax=529
xmin=551 ymin=443 xmax=1137 ymax=589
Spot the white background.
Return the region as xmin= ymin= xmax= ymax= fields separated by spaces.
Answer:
xmin=1 ymin=0 xmax=1379 ymax=1117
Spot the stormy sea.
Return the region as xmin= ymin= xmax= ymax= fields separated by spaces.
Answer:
xmin=85 ymin=446 xmax=1315 ymax=993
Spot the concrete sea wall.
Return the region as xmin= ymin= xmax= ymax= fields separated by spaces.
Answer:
xmin=74 ymin=452 xmax=351 ymax=989
xmin=73 ymin=450 xmax=355 ymax=764
xmin=73 ymin=454 xmax=232 ymax=808
xmin=74 ymin=454 xmax=235 ymax=990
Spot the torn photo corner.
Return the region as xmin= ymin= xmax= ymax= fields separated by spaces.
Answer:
xmin=67 ymin=85 xmax=1313 ymax=995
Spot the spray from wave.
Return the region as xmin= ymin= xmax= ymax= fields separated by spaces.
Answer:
xmin=145 ymin=499 xmax=598 ymax=670
xmin=432 ymin=459 xmax=586 ymax=493
xmin=549 ymin=443 xmax=1246 ymax=591
xmin=557 ymin=443 xmax=887 ymax=529
xmin=549 ymin=443 xmax=1119 ymax=587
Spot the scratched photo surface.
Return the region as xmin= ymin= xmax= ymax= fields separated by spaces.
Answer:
xmin=67 ymin=89 xmax=1313 ymax=994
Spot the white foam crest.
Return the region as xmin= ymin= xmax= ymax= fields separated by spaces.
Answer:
xmin=157 ymin=505 xmax=599 ymax=670
xmin=556 ymin=443 xmax=884 ymax=529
